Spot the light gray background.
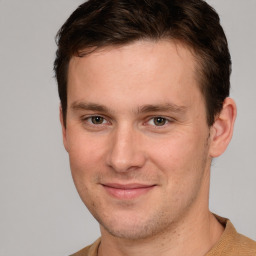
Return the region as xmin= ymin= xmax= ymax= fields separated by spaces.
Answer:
xmin=0 ymin=1 xmax=255 ymax=255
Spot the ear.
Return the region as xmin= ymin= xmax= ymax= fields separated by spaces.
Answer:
xmin=209 ymin=97 xmax=237 ymax=158
xmin=59 ymin=105 xmax=69 ymax=152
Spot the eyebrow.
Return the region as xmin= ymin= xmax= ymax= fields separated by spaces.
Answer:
xmin=138 ymin=103 xmax=187 ymax=114
xmin=70 ymin=101 xmax=187 ymax=115
xmin=71 ymin=102 xmax=112 ymax=113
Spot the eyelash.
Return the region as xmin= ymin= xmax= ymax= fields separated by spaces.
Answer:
xmin=81 ymin=115 xmax=173 ymax=128
xmin=81 ymin=115 xmax=110 ymax=126
xmin=146 ymin=117 xmax=170 ymax=127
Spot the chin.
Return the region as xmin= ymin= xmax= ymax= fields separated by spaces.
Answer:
xmin=102 ymin=223 xmax=156 ymax=240
xmin=98 ymin=211 xmax=172 ymax=240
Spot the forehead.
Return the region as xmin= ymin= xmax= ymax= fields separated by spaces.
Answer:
xmin=67 ymin=40 xmax=203 ymax=110
xmin=69 ymin=39 xmax=197 ymax=77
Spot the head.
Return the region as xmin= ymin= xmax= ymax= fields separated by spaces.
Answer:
xmin=54 ymin=0 xmax=236 ymax=241
xmin=54 ymin=0 xmax=231 ymax=127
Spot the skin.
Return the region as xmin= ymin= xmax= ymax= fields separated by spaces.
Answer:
xmin=61 ymin=40 xmax=236 ymax=256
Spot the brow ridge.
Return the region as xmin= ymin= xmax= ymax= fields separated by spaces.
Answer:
xmin=138 ymin=103 xmax=187 ymax=114
xmin=70 ymin=101 xmax=187 ymax=115
xmin=71 ymin=102 xmax=111 ymax=113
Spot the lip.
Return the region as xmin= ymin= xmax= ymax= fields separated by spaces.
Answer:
xmin=102 ymin=183 xmax=156 ymax=200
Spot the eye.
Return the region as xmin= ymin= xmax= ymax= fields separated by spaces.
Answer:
xmin=148 ymin=117 xmax=168 ymax=126
xmin=86 ymin=116 xmax=107 ymax=125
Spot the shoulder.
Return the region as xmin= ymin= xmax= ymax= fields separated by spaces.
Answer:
xmin=207 ymin=215 xmax=256 ymax=256
xmin=224 ymin=218 xmax=256 ymax=254
xmin=230 ymin=232 xmax=256 ymax=255
xmin=70 ymin=238 xmax=101 ymax=256
xmin=70 ymin=245 xmax=91 ymax=256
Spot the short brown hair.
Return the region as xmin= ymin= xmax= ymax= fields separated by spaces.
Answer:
xmin=54 ymin=0 xmax=231 ymax=126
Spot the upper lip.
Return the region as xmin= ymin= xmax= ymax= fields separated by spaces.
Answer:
xmin=102 ymin=183 xmax=156 ymax=189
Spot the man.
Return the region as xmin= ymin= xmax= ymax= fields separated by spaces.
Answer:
xmin=54 ymin=0 xmax=256 ymax=255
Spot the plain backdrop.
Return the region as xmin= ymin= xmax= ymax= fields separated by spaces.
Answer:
xmin=0 ymin=0 xmax=255 ymax=255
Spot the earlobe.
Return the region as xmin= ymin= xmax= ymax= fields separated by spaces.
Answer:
xmin=209 ymin=98 xmax=237 ymax=158
xmin=59 ymin=105 xmax=69 ymax=152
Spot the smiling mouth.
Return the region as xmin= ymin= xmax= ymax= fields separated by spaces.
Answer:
xmin=102 ymin=183 xmax=156 ymax=200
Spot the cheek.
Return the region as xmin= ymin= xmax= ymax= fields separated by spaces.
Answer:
xmin=149 ymin=133 xmax=199 ymax=169
xmin=66 ymin=131 xmax=108 ymax=192
xmin=67 ymin=130 xmax=106 ymax=167
xmin=148 ymin=131 xmax=208 ymax=187
xmin=67 ymin=136 xmax=105 ymax=208
xmin=149 ymin=135 xmax=209 ymax=214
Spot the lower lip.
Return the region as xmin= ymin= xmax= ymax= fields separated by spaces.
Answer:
xmin=103 ymin=185 xmax=155 ymax=200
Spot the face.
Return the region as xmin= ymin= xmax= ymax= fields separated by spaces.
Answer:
xmin=62 ymin=40 xmax=214 ymax=240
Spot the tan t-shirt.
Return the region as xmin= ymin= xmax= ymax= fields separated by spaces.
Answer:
xmin=71 ymin=216 xmax=256 ymax=256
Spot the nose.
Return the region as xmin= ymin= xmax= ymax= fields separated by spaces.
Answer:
xmin=106 ymin=125 xmax=146 ymax=173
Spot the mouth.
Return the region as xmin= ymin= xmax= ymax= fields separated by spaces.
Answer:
xmin=101 ymin=183 xmax=156 ymax=200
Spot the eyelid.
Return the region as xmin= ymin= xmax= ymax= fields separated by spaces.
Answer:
xmin=145 ymin=116 xmax=174 ymax=127
xmin=80 ymin=114 xmax=174 ymax=128
xmin=81 ymin=114 xmax=111 ymax=125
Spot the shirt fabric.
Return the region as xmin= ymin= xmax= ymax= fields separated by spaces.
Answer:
xmin=71 ymin=216 xmax=256 ymax=256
